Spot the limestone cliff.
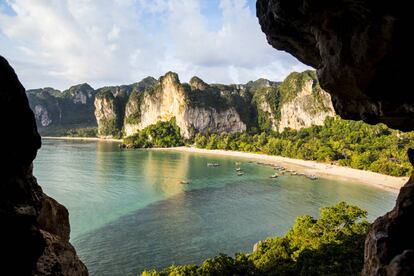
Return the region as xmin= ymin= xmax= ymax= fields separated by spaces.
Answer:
xmin=94 ymin=77 xmax=156 ymax=138
xmin=27 ymin=88 xmax=61 ymax=128
xmin=123 ymin=72 xmax=247 ymax=139
xmin=253 ymin=71 xmax=335 ymax=132
xmin=94 ymin=90 xmax=126 ymax=138
xmin=26 ymin=83 xmax=97 ymax=132
xmin=60 ymin=83 xmax=96 ymax=126
xmin=28 ymin=71 xmax=336 ymax=138
xmin=277 ymin=71 xmax=335 ymax=132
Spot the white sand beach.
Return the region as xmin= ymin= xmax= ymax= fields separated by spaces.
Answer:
xmin=159 ymin=146 xmax=408 ymax=192
xmin=41 ymin=137 xmax=408 ymax=192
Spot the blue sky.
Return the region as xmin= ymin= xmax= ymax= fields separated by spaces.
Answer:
xmin=0 ymin=0 xmax=309 ymax=90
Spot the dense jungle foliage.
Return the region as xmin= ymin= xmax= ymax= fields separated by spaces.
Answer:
xmin=142 ymin=202 xmax=369 ymax=276
xmin=194 ymin=117 xmax=414 ymax=177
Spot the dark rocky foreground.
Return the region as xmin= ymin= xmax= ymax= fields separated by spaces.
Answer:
xmin=257 ymin=0 xmax=414 ymax=274
xmin=0 ymin=56 xmax=88 ymax=275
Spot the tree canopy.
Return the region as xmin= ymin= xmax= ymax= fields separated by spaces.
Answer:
xmin=142 ymin=202 xmax=370 ymax=276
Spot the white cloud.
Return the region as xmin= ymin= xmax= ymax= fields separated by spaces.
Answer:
xmin=0 ymin=0 xmax=310 ymax=90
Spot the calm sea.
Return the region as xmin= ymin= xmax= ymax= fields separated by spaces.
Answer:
xmin=34 ymin=139 xmax=397 ymax=275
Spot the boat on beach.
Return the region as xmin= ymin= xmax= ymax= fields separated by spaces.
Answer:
xmin=269 ymin=173 xmax=278 ymax=178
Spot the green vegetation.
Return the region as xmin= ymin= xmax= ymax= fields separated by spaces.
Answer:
xmin=123 ymin=118 xmax=184 ymax=148
xmin=185 ymin=80 xmax=258 ymax=130
xmin=27 ymin=71 xmax=413 ymax=177
xmin=26 ymin=90 xmax=61 ymax=124
xmin=278 ymin=70 xmax=318 ymax=104
xmin=249 ymin=71 xmax=333 ymax=132
xmin=27 ymin=85 xmax=97 ymax=127
xmin=252 ymin=86 xmax=281 ymax=130
xmin=59 ymin=83 xmax=97 ymax=126
xmin=194 ymin=117 xmax=414 ymax=177
xmin=37 ymin=126 xmax=97 ymax=137
xmin=95 ymin=90 xmax=128 ymax=138
xmin=142 ymin=202 xmax=369 ymax=276
xmin=124 ymin=90 xmax=145 ymax=125
xmin=98 ymin=117 xmax=119 ymax=138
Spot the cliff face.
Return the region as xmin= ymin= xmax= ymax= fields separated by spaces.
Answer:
xmin=60 ymin=83 xmax=96 ymax=126
xmin=277 ymin=71 xmax=335 ymax=132
xmin=28 ymin=71 xmax=336 ymax=138
xmin=254 ymin=71 xmax=335 ymax=132
xmin=27 ymin=88 xmax=61 ymax=127
xmin=94 ymin=90 xmax=127 ymax=138
xmin=26 ymin=83 xmax=97 ymax=131
xmin=0 ymin=55 xmax=88 ymax=275
xmin=124 ymin=72 xmax=247 ymax=139
xmin=95 ymin=78 xmax=156 ymax=138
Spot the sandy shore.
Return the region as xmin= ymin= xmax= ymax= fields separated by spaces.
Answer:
xmin=159 ymin=147 xmax=408 ymax=192
xmin=42 ymin=136 xmax=122 ymax=142
xmin=40 ymin=138 xmax=408 ymax=192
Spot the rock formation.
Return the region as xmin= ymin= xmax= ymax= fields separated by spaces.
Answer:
xmin=27 ymin=70 xmax=336 ymax=139
xmin=363 ymin=150 xmax=414 ymax=275
xmin=0 ymin=55 xmax=88 ymax=275
xmin=257 ymin=0 xmax=412 ymax=131
xmin=94 ymin=89 xmax=127 ymax=138
xmin=257 ymin=1 xmax=413 ymax=274
xmin=27 ymin=83 xmax=97 ymax=132
xmin=254 ymin=70 xmax=335 ymax=132
xmin=27 ymin=88 xmax=61 ymax=128
xmin=123 ymin=72 xmax=247 ymax=139
xmin=94 ymin=78 xmax=156 ymax=137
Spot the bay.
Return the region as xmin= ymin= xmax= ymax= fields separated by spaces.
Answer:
xmin=34 ymin=139 xmax=397 ymax=275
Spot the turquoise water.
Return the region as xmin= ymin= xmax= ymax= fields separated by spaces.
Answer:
xmin=34 ymin=139 xmax=397 ymax=275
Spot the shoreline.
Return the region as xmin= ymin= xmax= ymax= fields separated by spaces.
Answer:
xmin=41 ymin=137 xmax=408 ymax=192
xmin=158 ymin=146 xmax=408 ymax=192
xmin=42 ymin=136 xmax=122 ymax=142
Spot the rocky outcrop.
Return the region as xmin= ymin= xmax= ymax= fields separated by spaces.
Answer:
xmin=34 ymin=105 xmax=52 ymax=127
xmin=0 ymin=55 xmax=87 ymax=275
xmin=277 ymin=71 xmax=335 ymax=132
xmin=27 ymin=89 xmax=61 ymax=128
xmin=124 ymin=72 xmax=247 ymax=139
xmin=27 ymin=71 xmax=334 ymax=138
xmin=63 ymin=83 xmax=94 ymax=105
xmin=94 ymin=78 xmax=156 ymax=138
xmin=254 ymin=71 xmax=335 ymax=132
xmin=256 ymin=0 xmax=412 ymax=131
xmin=59 ymin=83 xmax=96 ymax=126
xmin=27 ymin=83 xmax=97 ymax=131
xmin=363 ymin=149 xmax=414 ymax=275
xmin=94 ymin=90 xmax=126 ymax=138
